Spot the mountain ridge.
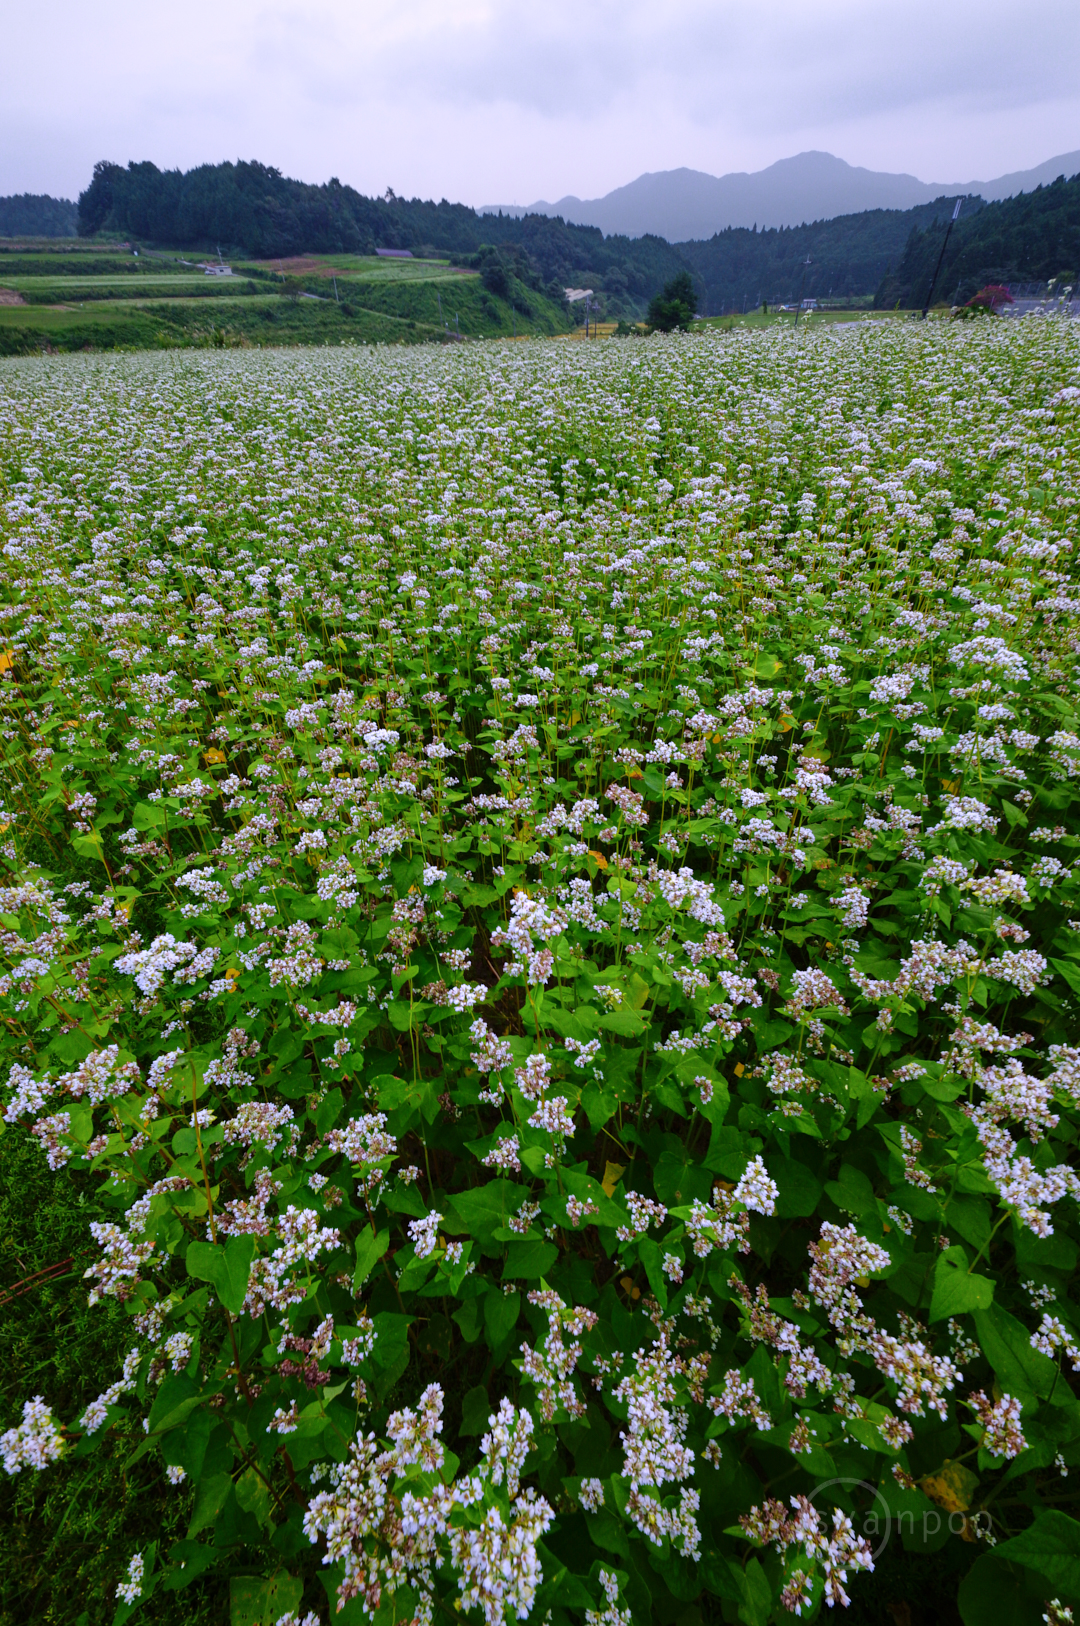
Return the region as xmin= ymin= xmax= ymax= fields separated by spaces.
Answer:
xmin=481 ymin=148 xmax=1080 ymax=242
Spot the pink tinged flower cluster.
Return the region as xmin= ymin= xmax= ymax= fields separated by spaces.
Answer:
xmin=243 ymin=1207 xmax=341 ymax=1317
xmin=969 ymin=1390 xmax=1027 ymax=1459
xmin=325 ymin=1112 xmax=397 ymax=1200
xmin=490 ymin=891 xmax=567 ymax=985
xmin=739 ymin=1495 xmax=875 ymax=1612
xmin=520 ymin=1289 xmax=597 ymax=1422
xmin=302 ymin=1385 xmax=551 ymax=1624
xmin=685 ymin=1156 xmax=777 ymax=1257
xmin=614 ymin=1327 xmax=701 ymax=1560
xmin=809 ymin=1223 xmax=958 ymax=1417
xmin=708 ymin=1370 xmax=773 ymax=1431
xmin=1 ymin=1396 xmax=66 ymax=1474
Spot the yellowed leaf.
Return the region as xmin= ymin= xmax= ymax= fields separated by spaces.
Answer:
xmin=0 ymin=650 xmax=13 ymax=675
xmin=588 ymin=850 xmax=609 ymax=871
xmin=920 ymin=1460 xmax=978 ymax=1514
xmin=734 ymin=1062 xmax=745 ymax=1077
xmin=601 ymin=1161 xmax=625 ymax=1198
xmin=942 ymin=778 xmax=962 ymax=793
xmin=203 ymin=747 xmax=227 ymax=765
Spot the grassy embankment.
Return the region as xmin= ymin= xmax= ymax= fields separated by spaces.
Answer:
xmin=0 ymin=243 xmax=570 ymax=354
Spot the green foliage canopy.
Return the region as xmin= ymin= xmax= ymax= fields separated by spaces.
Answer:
xmin=0 ymin=194 xmax=78 ymax=238
xmin=647 ymin=270 xmax=698 ymax=330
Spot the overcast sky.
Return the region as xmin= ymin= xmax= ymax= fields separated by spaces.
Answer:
xmin=3 ymin=0 xmax=1079 ymax=206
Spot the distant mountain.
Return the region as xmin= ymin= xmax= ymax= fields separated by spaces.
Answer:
xmin=481 ymin=149 xmax=1080 ymax=242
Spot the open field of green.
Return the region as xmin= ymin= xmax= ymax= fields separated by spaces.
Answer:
xmin=2 ymin=322 xmax=1080 ymax=1626
xmin=240 ymin=253 xmax=482 ymax=285
xmin=0 ymin=298 xmax=435 ymax=353
xmin=3 ymin=278 xmax=265 ymax=310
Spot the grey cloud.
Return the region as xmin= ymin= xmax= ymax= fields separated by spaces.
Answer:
xmin=259 ymin=0 xmax=1080 ymax=128
xmin=1 ymin=0 xmax=1078 ymax=204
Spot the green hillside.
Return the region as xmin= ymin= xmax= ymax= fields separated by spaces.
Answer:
xmin=75 ymin=159 xmax=690 ymax=321
xmin=0 ymin=242 xmax=570 ymax=355
xmin=678 ymin=195 xmax=986 ymax=309
xmin=875 ymin=170 xmax=1080 ymax=306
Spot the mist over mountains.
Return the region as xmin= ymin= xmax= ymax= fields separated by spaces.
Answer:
xmin=482 ymin=148 xmax=1080 ymax=241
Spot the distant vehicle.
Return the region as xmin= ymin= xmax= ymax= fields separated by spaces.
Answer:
xmin=801 ymin=297 xmax=818 ymax=310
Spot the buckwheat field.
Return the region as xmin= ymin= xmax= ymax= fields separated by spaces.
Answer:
xmin=2 ymin=322 xmax=1080 ymax=1626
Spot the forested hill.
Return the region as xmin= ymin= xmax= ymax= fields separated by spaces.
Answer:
xmin=0 ymin=194 xmax=78 ymax=237
xmin=678 ymin=195 xmax=985 ymax=309
xmin=73 ymin=157 xmax=1080 ymax=314
xmin=76 ymin=160 xmax=688 ymax=306
xmin=875 ymin=171 xmax=1080 ymax=307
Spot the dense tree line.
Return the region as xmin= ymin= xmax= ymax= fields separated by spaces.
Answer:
xmin=874 ymin=171 xmax=1080 ymax=306
xmin=76 ymin=160 xmax=689 ymax=313
xmin=0 ymin=193 xmax=77 ymax=238
xmin=678 ymin=196 xmax=984 ymax=310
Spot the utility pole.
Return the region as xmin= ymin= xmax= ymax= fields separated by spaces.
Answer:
xmin=332 ymin=276 xmax=339 ymax=303
xmin=793 ymin=255 xmax=812 ymax=328
xmin=921 ymin=199 xmax=963 ymax=319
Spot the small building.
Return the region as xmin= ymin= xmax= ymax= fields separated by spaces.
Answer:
xmin=563 ymin=288 xmax=594 ymax=303
xmin=375 ymin=248 xmax=413 ymax=259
